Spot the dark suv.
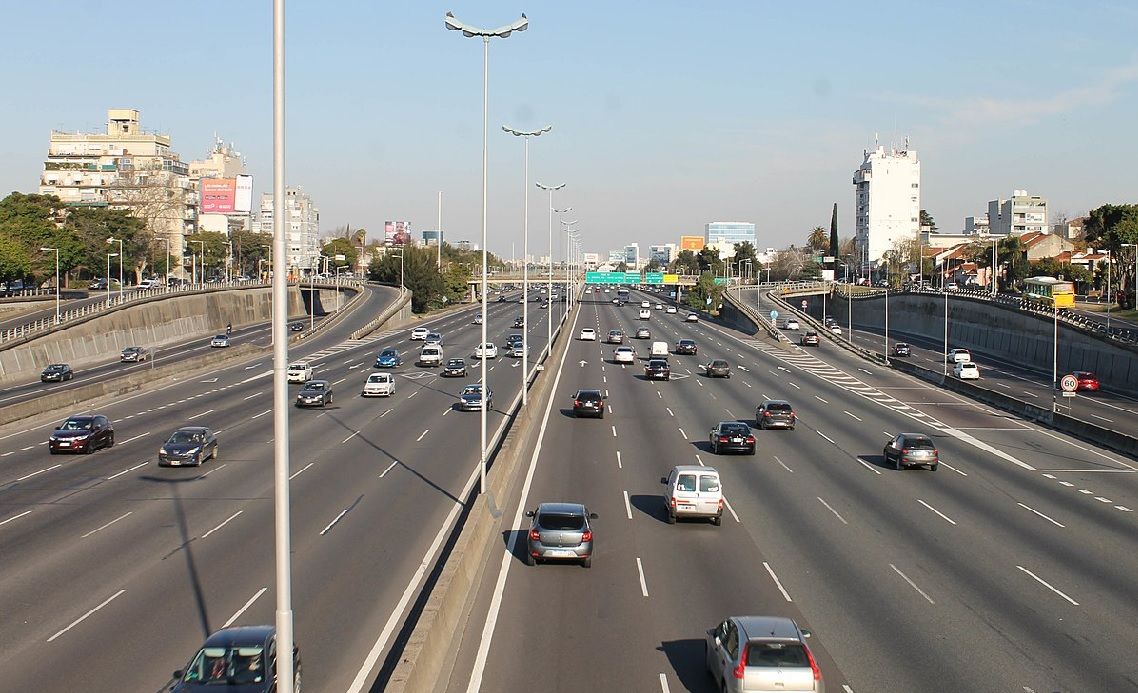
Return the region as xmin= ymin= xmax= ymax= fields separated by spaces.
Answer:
xmin=48 ymin=414 xmax=114 ymax=454
xmin=756 ymin=400 xmax=796 ymax=430
xmin=891 ymin=342 xmax=912 ymax=357
xmin=572 ymin=389 xmax=605 ymax=418
xmin=644 ymin=359 xmax=671 ymax=381
xmin=675 ymin=339 xmax=698 ymax=355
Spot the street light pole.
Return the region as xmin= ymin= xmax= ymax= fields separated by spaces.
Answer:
xmin=107 ymin=237 xmax=124 ymax=302
xmin=537 ymin=184 xmax=566 ymax=354
xmin=1122 ymin=244 xmax=1138 ymax=315
xmin=40 ymin=247 xmax=60 ymax=323
xmin=1106 ymin=249 xmax=1112 ymax=332
xmin=503 ymin=125 xmax=551 ymax=406
xmin=991 ymin=236 xmax=998 ymax=297
xmin=943 ymin=282 xmax=949 ymax=377
xmin=1052 ymin=304 xmax=1059 ymax=412
xmin=190 ymin=240 xmax=205 ymax=285
xmin=446 ymin=9 xmax=528 ymax=495
xmin=106 ymin=252 xmax=117 ymax=305
xmin=160 ymin=236 xmax=170 ymax=288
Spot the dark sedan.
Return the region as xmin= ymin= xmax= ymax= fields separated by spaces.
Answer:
xmin=644 ymin=358 xmax=671 ymax=381
xmin=572 ymin=389 xmax=605 ymax=418
xmin=158 ymin=426 xmax=219 ymax=467
xmin=295 ymin=380 xmax=333 ymax=407
xmin=891 ymin=342 xmax=912 ymax=357
xmin=41 ymin=363 xmax=74 ymax=382
xmin=442 ymin=358 xmax=468 ymax=377
xmin=756 ymin=400 xmax=796 ymax=430
xmin=709 ymin=421 xmax=756 ymax=455
xmin=48 ymin=414 xmax=114 ymax=454
xmin=172 ymin=625 xmax=300 ymax=693
xmin=704 ymin=359 xmax=731 ymax=378
xmin=675 ymin=339 xmax=698 ymax=355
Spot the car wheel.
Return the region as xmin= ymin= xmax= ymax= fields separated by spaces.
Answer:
xmin=894 ymin=457 xmax=903 ymax=470
xmin=711 ymin=514 xmax=722 ymax=526
xmin=107 ymin=433 xmax=115 ymax=449
xmin=49 ymin=448 xmax=57 ymax=455
xmin=930 ymin=463 xmax=939 ymax=472
xmin=598 ymin=411 xmax=605 ymax=419
xmin=748 ymin=446 xmax=756 ymax=456
xmin=711 ymin=441 xmax=718 ymax=454
xmin=212 ymin=444 xmax=219 ymax=461
xmin=666 ymin=509 xmax=676 ymax=525
xmin=195 ymin=453 xmax=203 ymax=467
xmin=525 ymin=551 xmax=534 ymax=566
xmin=759 ymin=419 xmax=766 ymax=430
xmin=582 ymin=556 xmax=592 ymax=569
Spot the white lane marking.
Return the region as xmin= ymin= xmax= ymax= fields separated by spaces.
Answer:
xmin=0 ymin=452 xmax=13 ymax=457
xmin=0 ymin=510 xmax=33 ymax=526
xmin=17 ymin=464 xmax=63 ymax=481
xmin=657 ymin=391 xmax=662 ymax=398
xmin=417 ymin=429 xmax=429 ymax=442
xmin=1094 ymin=496 xmax=1113 ymax=503
xmin=442 ymin=408 xmax=451 ymax=416
xmin=202 ymin=511 xmax=243 ymax=539
xmin=20 ymin=446 xmax=34 ymax=451
xmin=1116 ymin=505 xmax=1133 ymax=512
xmin=221 ymin=587 xmax=268 ymax=629
xmin=623 ymin=490 xmax=633 ymax=519
xmin=1058 ymin=481 xmax=1074 ymax=487
xmin=815 ymin=395 xmax=828 ymax=404
xmin=763 ymin=562 xmax=793 ymax=602
xmin=678 ymin=428 xmax=687 ymax=440
xmin=818 ymin=431 xmax=836 ymax=445
xmin=332 ymin=377 xmax=348 ymax=386
xmin=890 ymin=563 xmax=936 ymax=604
xmin=320 ymin=507 xmax=350 ymax=535
xmin=659 ymin=673 xmax=671 ymax=693
xmin=844 ymin=410 xmax=862 ymax=421
xmin=107 ymin=461 xmax=148 ymax=480
xmin=47 ymin=589 xmax=126 ymax=642
xmin=611 ymin=425 xmax=618 ymax=438
xmin=1089 ymin=413 xmax=1113 ymax=422
xmin=195 ymin=463 xmax=227 ymax=480
xmin=603 ymin=375 xmax=607 ymax=383
xmin=695 ymin=454 xmax=705 ymax=466
xmin=856 ymin=457 xmax=882 ymax=475
xmin=408 ymin=390 xmax=418 ymax=398
xmin=342 ymin=430 xmax=360 ymax=444
xmin=118 ymin=432 xmax=149 ymax=446
xmin=917 ymin=498 xmax=957 ymax=525
xmin=666 ymin=407 xmax=674 ymax=417
xmin=380 ymin=408 xmax=394 ymax=417
xmin=79 ymin=509 xmax=131 ymax=537
xmin=817 ymin=497 xmax=848 ymax=525
xmin=251 ymin=409 xmax=271 ymax=419
xmin=616 ymin=451 xmax=622 ymax=469
xmin=940 ymin=462 xmax=968 ymax=476
xmin=723 ymin=497 xmax=741 ymax=523
xmin=636 ymin=557 xmax=650 ymax=597
xmin=773 ymin=456 xmax=793 ymax=472
xmin=789 ymin=382 xmax=800 ymax=389
xmin=1017 ymin=502 xmax=1064 ymax=528
xmin=1078 ymin=489 xmax=1093 ymax=495
xmin=1017 ymin=565 xmax=1079 ymax=605
xmin=379 ymin=460 xmax=399 ymax=478
xmin=289 ymin=462 xmax=314 ymax=480
xmin=188 ymin=409 xmax=214 ymax=419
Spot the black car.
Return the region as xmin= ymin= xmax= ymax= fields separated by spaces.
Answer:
xmin=120 ymin=346 xmax=148 ymax=362
xmin=442 ymin=358 xmax=468 ymax=377
xmin=891 ymin=342 xmax=912 ymax=357
xmin=513 ymin=317 xmax=525 ymax=328
xmin=48 ymin=414 xmax=114 ymax=454
xmin=756 ymin=400 xmax=796 ymax=430
xmin=295 ymin=380 xmax=333 ymax=407
xmin=572 ymin=389 xmax=605 ymax=418
xmin=709 ymin=421 xmax=756 ymax=455
xmin=41 ymin=363 xmax=74 ymax=382
xmin=800 ymin=331 xmax=820 ymax=347
xmin=675 ymin=339 xmax=698 ymax=355
xmin=704 ymin=359 xmax=731 ymax=378
xmin=158 ymin=426 xmax=219 ymax=467
xmin=644 ymin=359 xmax=671 ymax=381
xmin=289 ymin=321 xmax=305 ymax=331
xmin=171 ymin=625 xmax=300 ymax=693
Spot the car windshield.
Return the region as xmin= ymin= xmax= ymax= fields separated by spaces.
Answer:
xmin=766 ymin=402 xmax=793 ymax=412
xmin=59 ymin=419 xmax=92 ymax=431
xmin=380 ymin=350 xmax=397 ymax=358
xmin=1078 ymin=372 xmax=1095 ymax=378
xmin=649 ymin=360 xmax=667 ymax=368
xmin=719 ymin=423 xmax=750 ymax=435
xmin=447 ymin=360 xmax=464 ymax=367
xmin=679 ymin=340 xmax=694 ymax=346
xmin=214 ymin=335 xmax=226 ymax=340
xmin=367 ymin=375 xmax=388 ymax=383
xmin=46 ymin=365 xmax=66 ymax=371
xmin=288 ymin=363 xmax=307 ymax=370
xmin=538 ymin=513 xmax=585 ymax=531
xmin=168 ymin=430 xmax=204 ymax=444
xmin=183 ymin=646 xmax=265 ymax=685
xmin=304 ymin=382 xmax=326 ymax=391
xmin=905 ymin=437 xmax=934 ymax=449
xmin=462 ymin=386 xmax=482 ymax=395
xmin=745 ymin=642 xmax=809 ymax=668
xmin=577 ymin=391 xmax=602 ymax=401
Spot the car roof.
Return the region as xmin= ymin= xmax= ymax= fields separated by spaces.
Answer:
xmin=576 ymin=389 xmax=603 ymax=396
xmin=734 ymin=616 xmax=801 ymax=641
xmin=899 ymin=432 xmax=932 ymax=441
xmin=678 ymin=338 xmax=695 ymax=343
xmin=289 ymin=361 xmax=309 ymax=366
xmin=202 ymin=625 xmax=275 ymax=648
xmin=717 ymin=420 xmax=749 ymax=427
xmin=63 ymin=414 xmax=96 ymax=421
xmin=671 ymin=464 xmax=717 ymax=474
xmin=762 ymin=399 xmax=792 ymax=406
xmin=536 ymin=502 xmax=587 ymax=515
xmin=304 ymin=380 xmax=330 ymax=387
xmin=173 ymin=426 xmax=210 ymax=434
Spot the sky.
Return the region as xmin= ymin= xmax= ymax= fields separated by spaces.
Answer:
xmin=3 ymin=0 xmax=1137 ymax=259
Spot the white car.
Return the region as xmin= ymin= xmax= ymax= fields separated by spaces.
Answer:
xmin=475 ymin=342 xmax=498 ymax=358
xmin=410 ymin=327 xmax=430 ymax=340
xmin=362 ymin=372 xmax=396 ymax=397
xmin=954 ymin=361 xmax=980 ymax=380
xmin=655 ymin=303 xmax=663 ymax=310
xmin=786 ymin=319 xmax=800 ymax=330
xmin=666 ymin=306 xmax=677 ymax=314
xmin=613 ymin=346 xmax=636 ymax=364
xmin=638 ymin=309 xmax=651 ymax=320
xmin=210 ymin=334 xmax=230 ymax=348
xmin=948 ymin=348 xmax=972 ymax=363
xmin=829 ymin=324 xmax=842 ymax=335
xmin=286 ymin=362 xmax=313 ymax=383
xmin=685 ymin=313 xmax=699 ymax=322
xmin=418 ymin=345 xmax=443 ymax=366
xmin=580 ymin=328 xmax=597 ymax=341
xmin=604 ymin=288 xmax=610 ymax=293
xmin=472 ymin=315 xmax=483 ymax=325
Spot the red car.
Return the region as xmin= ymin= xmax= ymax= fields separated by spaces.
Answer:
xmin=1071 ymin=371 xmax=1100 ymax=392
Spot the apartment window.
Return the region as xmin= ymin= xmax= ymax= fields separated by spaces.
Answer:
xmin=911 ymin=183 xmax=919 ymax=188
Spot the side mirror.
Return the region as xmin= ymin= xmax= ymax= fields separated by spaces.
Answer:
xmin=660 ymin=477 xmax=668 ymax=485
xmin=172 ymin=670 xmax=183 ymax=679
xmin=589 ymin=512 xmax=599 ymax=519
xmin=800 ymin=628 xmax=812 ymax=639
xmin=524 ymin=510 xmax=535 ymax=517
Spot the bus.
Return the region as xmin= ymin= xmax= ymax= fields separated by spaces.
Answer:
xmin=1023 ymin=276 xmax=1075 ymax=307
xmin=616 ymin=288 xmax=630 ymax=303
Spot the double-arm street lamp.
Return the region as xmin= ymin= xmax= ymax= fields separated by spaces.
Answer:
xmin=560 ymin=219 xmax=578 ymax=319
xmin=536 ymin=183 xmax=566 ymax=352
xmin=40 ymin=246 xmax=60 ymax=324
xmin=503 ymin=125 xmax=551 ymax=406
xmin=107 ymin=237 xmax=124 ymax=303
xmin=446 ymin=9 xmax=528 ymax=495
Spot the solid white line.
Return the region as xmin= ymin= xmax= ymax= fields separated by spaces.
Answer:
xmin=1017 ymin=502 xmax=1064 ymax=528
xmin=202 ymin=511 xmax=243 ymax=539
xmin=763 ymin=562 xmax=793 ymax=602
xmin=289 ymin=462 xmax=314 ymax=480
xmin=856 ymin=457 xmax=882 ymax=475
xmin=1017 ymin=565 xmax=1079 ymax=605
xmin=817 ymin=497 xmax=848 ymax=525
xmin=678 ymin=428 xmax=687 ymax=440
xmin=917 ymin=498 xmax=957 ymax=525
xmin=890 ymin=563 xmax=935 ymax=604
xmin=47 ymin=589 xmax=125 ymax=642
xmin=417 ymin=429 xmax=429 ymax=442
xmin=636 ymin=557 xmax=650 ymax=597
xmin=188 ymin=409 xmax=214 ymax=419
xmin=320 ymin=508 xmax=350 ymax=536
xmin=773 ymin=456 xmax=793 ymax=472
xmin=221 ymin=587 xmax=268 ymax=628
xmin=940 ymin=461 xmax=968 ymax=476
xmin=659 ymin=673 xmax=671 ymax=693
xmin=723 ymin=497 xmax=741 ymax=523
xmin=624 ymin=490 xmax=633 ymax=519
xmin=17 ymin=464 xmax=62 ymax=481
xmin=0 ymin=510 xmax=32 ymax=527
xmin=118 ymin=432 xmax=149 ymax=446
xmin=81 ymin=512 xmax=133 ymax=539
xmin=843 ymin=410 xmax=862 ymax=421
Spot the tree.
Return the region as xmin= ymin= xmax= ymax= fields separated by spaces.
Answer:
xmin=687 ymin=271 xmax=723 ymax=313
xmin=67 ymin=206 xmax=146 ymax=281
xmin=919 ymin=209 xmax=937 ymax=231
xmin=731 ymin=241 xmax=758 ymax=276
xmin=230 ymin=228 xmax=270 ymax=278
xmin=183 ymin=231 xmax=229 ymax=279
xmin=696 ymin=247 xmax=723 ymax=274
xmin=997 ymin=236 xmax=1028 ymax=290
xmin=644 ymin=258 xmax=661 ymax=272
xmin=106 ymin=160 xmax=192 ymax=280
xmin=1084 ymin=203 xmax=1138 ymax=307
xmin=321 ymin=237 xmax=359 ymax=271
xmin=829 ymin=204 xmax=839 ymax=260
xmin=806 ymin=226 xmax=827 ymax=251
xmin=368 ymin=245 xmax=447 ymax=312
xmin=0 ymin=232 xmax=31 ymax=283
xmin=615 ymin=261 xmax=629 ymax=272
xmin=668 ymin=249 xmax=700 ymax=275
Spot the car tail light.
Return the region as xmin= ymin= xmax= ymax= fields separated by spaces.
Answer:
xmin=529 ymin=529 xmax=540 ymax=542
xmin=762 ymin=411 xmax=771 ymax=417
xmin=745 ymin=436 xmax=755 ymax=443
xmin=574 ymin=400 xmax=582 ymax=407
xmin=719 ymin=436 xmax=729 ymax=443
xmin=670 ymin=497 xmax=676 ymax=510
xmin=734 ymin=644 xmax=748 ymax=679
xmin=717 ymin=499 xmax=724 ymax=511
xmin=805 ymin=644 xmax=822 ymax=681
xmin=901 ymin=448 xmax=910 ymax=454
xmin=581 ymin=530 xmax=592 ymax=542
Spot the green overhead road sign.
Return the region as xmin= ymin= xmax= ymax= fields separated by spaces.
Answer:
xmin=586 ymin=271 xmax=634 ymax=284
xmin=645 ymin=272 xmax=664 ymax=284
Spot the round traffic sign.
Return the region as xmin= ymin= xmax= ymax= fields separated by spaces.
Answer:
xmin=1060 ymin=374 xmax=1078 ymax=392
xmin=800 ymin=300 xmax=808 ymax=310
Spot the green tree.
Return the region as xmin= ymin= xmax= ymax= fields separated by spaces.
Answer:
xmin=0 ymin=232 xmax=31 ymax=283
xmin=321 ymin=237 xmax=359 ymax=270
xmin=183 ymin=231 xmax=230 ymax=279
xmin=731 ymin=241 xmax=758 ymax=276
xmin=997 ymin=236 xmax=1028 ymax=290
xmin=806 ymin=226 xmax=827 ymax=251
xmin=696 ymin=247 xmax=723 ymax=274
xmin=686 ymin=271 xmax=725 ymax=313
xmin=1084 ymin=203 xmax=1138 ymax=307
xmin=920 ymin=209 xmax=937 ymax=231
xmin=668 ymin=249 xmax=700 ymax=275
xmin=368 ymin=245 xmax=446 ymax=312
xmin=230 ymin=228 xmax=270 ymax=278
xmin=644 ymin=258 xmax=661 ymax=272
xmin=615 ymin=261 xmax=629 ymax=272
xmin=67 ymin=207 xmax=146 ymax=281
xmin=441 ymin=261 xmax=473 ymax=304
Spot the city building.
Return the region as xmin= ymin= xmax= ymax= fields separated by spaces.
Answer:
xmin=649 ymin=243 xmax=676 ymax=266
xmin=964 ymin=214 xmax=990 ymax=236
xmin=988 ymin=190 xmax=1048 ymax=236
xmin=623 ymin=243 xmax=640 ymax=269
xmin=189 ymin=137 xmax=252 ymax=237
xmin=421 ymin=229 xmax=442 ymax=246
xmin=258 ymin=187 xmax=320 ymax=273
xmin=1053 ymin=217 xmax=1085 ymax=240
xmin=39 ymin=108 xmax=196 ymax=278
xmin=454 ymin=240 xmax=474 ymax=251
xmin=704 ymin=222 xmax=756 ymax=248
xmin=852 ymin=143 xmax=921 ymax=269
xmin=582 ymin=252 xmax=600 ymax=270
xmin=607 ymin=249 xmax=625 ymax=265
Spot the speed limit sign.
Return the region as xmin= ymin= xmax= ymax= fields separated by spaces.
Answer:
xmin=801 ymin=300 xmax=807 ymax=310
xmin=1060 ymin=374 xmax=1078 ymax=392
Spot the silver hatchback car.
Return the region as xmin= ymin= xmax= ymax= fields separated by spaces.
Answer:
xmin=524 ymin=502 xmax=597 ymax=568
xmin=706 ymin=616 xmax=823 ymax=692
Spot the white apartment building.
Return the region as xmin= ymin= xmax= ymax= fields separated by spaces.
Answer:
xmin=705 ymin=222 xmax=756 ymax=247
xmin=258 ymin=187 xmax=320 ymax=273
xmin=623 ymin=243 xmax=640 ymax=269
xmin=988 ymin=190 xmax=1048 ymax=236
xmin=649 ymin=243 xmax=676 ymax=266
xmin=189 ymin=137 xmax=252 ymax=235
xmin=39 ymin=108 xmax=196 ymax=277
xmin=852 ymin=144 xmax=921 ymax=269
xmin=964 ymin=214 xmax=991 ymax=236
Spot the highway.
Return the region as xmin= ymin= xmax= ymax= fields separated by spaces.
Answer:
xmin=0 ymin=286 xmax=564 ymax=691
xmin=444 ymin=289 xmax=1138 ymax=693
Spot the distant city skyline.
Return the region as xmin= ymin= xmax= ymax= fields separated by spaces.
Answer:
xmin=2 ymin=1 xmax=1136 ymax=258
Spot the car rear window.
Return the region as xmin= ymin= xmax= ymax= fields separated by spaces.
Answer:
xmin=906 ymin=437 xmax=934 ymax=449
xmin=767 ymin=402 xmax=793 ymax=412
xmin=699 ymin=475 xmax=720 ymax=492
xmin=721 ymin=423 xmax=750 ymax=435
xmin=745 ymin=641 xmax=809 ymax=668
xmin=711 ymin=360 xmax=728 ymax=367
xmin=539 ymin=513 xmax=585 ymax=531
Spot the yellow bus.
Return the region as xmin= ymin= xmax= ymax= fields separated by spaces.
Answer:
xmin=1023 ymin=276 xmax=1075 ymax=307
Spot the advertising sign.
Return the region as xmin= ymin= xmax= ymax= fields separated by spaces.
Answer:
xmin=384 ymin=221 xmax=412 ymax=246
xmin=645 ymin=272 xmax=664 ymax=284
xmin=234 ymin=174 xmax=253 ymax=213
xmin=663 ymin=274 xmax=679 ymax=284
xmin=200 ymin=178 xmax=237 ymax=214
xmin=679 ymin=235 xmax=705 ymax=251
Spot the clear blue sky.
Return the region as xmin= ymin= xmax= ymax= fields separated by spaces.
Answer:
xmin=3 ymin=1 xmax=1136 ymax=258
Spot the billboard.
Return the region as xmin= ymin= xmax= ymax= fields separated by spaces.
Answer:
xmin=679 ymin=235 xmax=705 ymax=251
xmin=234 ymin=174 xmax=253 ymax=213
xmin=384 ymin=221 xmax=412 ymax=246
xmin=200 ymin=178 xmax=237 ymax=214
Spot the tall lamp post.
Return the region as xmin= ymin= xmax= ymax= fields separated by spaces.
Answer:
xmin=40 ymin=247 xmax=60 ymax=323
xmin=1105 ymin=249 xmax=1112 ymax=332
xmin=389 ymin=248 xmax=405 ymax=291
xmin=445 ymin=9 xmax=528 ymax=495
xmin=105 ymin=252 xmax=118 ymax=306
xmin=503 ymin=125 xmax=551 ymax=406
xmin=107 ymin=237 xmax=124 ymax=303
xmin=537 ymin=183 xmax=566 ymax=354
xmin=561 ymin=219 xmax=578 ymax=320
xmin=991 ymin=236 xmax=998 ymax=297
xmin=190 ymin=240 xmax=205 ymax=285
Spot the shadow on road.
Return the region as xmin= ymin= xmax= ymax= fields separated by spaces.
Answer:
xmin=629 ymin=494 xmax=669 ymax=524
xmin=659 ymin=639 xmax=716 ymax=692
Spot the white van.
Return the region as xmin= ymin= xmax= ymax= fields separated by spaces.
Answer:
xmin=661 ymin=465 xmax=723 ymax=525
xmin=362 ymin=372 xmax=396 ymax=397
xmin=650 ymin=341 xmax=669 ymax=358
xmin=418 ymin=345 xmax=443 ymax=367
